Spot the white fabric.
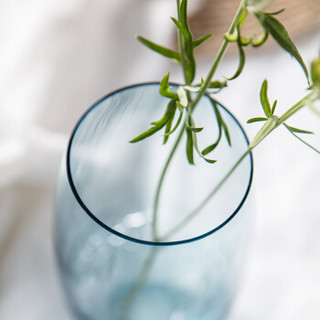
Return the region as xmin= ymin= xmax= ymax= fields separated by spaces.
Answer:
xmin=0 ymin=0 xmax=319 ymax=319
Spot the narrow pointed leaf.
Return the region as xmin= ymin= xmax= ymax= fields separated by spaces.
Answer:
xmin=159 ymin=73 xmax=178 ymax=99
xmin=247 ymin=117 xmax=268 ymax=123
xmin=176 ymin=0 xmax=196 ymax=84
xmin=163 ymin=102 xmax=178 ymax=144
xmin=268 ymin=9 xmax=285 ymax=16
xmin=178 ymin=0 xmax=188 ymax=28
xmin=284 ymin=124 xmax=313 ymax=134
xmin=226 ymin=39 xmax=245 ymax=80
xmin=207 ymin=95 xmax=232 ymax=148
xmin=202 ymin=141 xmax=220 ymax=156
xmin=130 ymin=125 xmax=164 ymax=143
xmin=186 ymin=123 xmax=204 ymax=132
xmin=254 ymin=12 xmax=309 ymax=81
xmin=151 ymin=99 xmax=176 ymax=127
xmin=237 ymin=8 xmax=248 ymax=28
xmin=193 ymin=33 xmax=212 ymax=48
xmin=188 ymin=117 xmax=217 ymax=164
xmin=221 ymin=121 xmax=231 ymax=146
xmin=271 ymin=99 xmax=277 ymax=115
xmin=208 ymin=80 xmax=227 ymax=89
xmin=163 ymin=116 xmax=174 ymax=144
xmin=163 ymin=109 xmax=183 ymax=138
xmin=186 ymin=127 xmax=194 ymax=164
xmin=137 ymin=35 xmax=181 ymax=64
xmin=252 ymin=30 xmax=269 ymax=47
xmin=202 ymin=129 xmax=222 ymax=155
xmin=284 ymin=124 xmax=319 ymax=154
xmin=171 ymin=17 xmax=189 ymax=39
xmin=176 ymin=101 xmax=186 ymax=112
xmin=131 ymin=99 xmax=177 ymax=143
xmin=172 ymin=18 xmax=196 ymax=84
xmin=260 ymin=80 xmax=272 ymax=117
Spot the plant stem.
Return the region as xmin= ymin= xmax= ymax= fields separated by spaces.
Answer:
xmin=161 ymin=88 xmax=319 ymax=240
xmin=278 ymin=91 xmax=316 ymax=123
xmin=152 ymin=1 xmax=246 ymax=241
xmin=152 ymin=123 xmax=186 ymax=241
xmin=119 ymin=247 xmax=160 ymax=320
xmin=188 ymin=1 xmax=246 ymax=112
xmin=176 ymin=0 xmax=189 ymax=84
xmin=161 ymin=148 xmax=251 ymax=240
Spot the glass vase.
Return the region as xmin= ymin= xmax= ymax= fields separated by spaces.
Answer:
xmin=55 ymin=83 xmax=253 ymax=320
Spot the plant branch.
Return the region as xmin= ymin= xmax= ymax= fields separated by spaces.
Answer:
xmin=188 ymin=2 xmax=246 ymax=112
xmin=152 ymin=123 xmax=186 ymax=241
xmin=161 ymin=148 xmax=251 ymax=241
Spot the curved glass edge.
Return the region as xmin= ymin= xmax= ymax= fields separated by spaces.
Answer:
xmin=65 ymin=82 xmax=254 ymax=247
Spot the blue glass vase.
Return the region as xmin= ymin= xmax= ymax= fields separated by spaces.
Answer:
xmin=55 ymin=83 xmax=253 ymax=320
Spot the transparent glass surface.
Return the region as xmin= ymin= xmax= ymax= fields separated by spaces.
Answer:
xmin=55 ymin=83 xmax=253 ymax=320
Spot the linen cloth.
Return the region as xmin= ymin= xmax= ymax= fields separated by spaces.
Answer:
xmin=0 ymin=1 xmax=319 ymax=319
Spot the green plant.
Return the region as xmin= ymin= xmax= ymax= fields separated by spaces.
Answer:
xmin=129 ymin=0 xmax=320 ymax=242
xmin=118 ymin=1 xmax=320 ymax=318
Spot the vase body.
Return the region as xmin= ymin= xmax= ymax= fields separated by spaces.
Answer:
xmin=55 ymin=83 xmax=253 ymax=320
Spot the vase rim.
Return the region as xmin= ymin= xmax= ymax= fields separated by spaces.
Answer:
xmin=66 ymin=82 xmax=254 ymax=247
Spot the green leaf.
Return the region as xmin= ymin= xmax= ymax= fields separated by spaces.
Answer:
xmin=226 ymin=38 xmax=245 ymax=80
xmin=311 ymin=57 xmax=320 ymax=84
xmin=267 ymin=9 xmax=285 ymax=16
xmin=249 ymin=115 xmax=279 ymax=149
xmin=208 ymin=80 xmax=228 ymax=89
xmin=260 ymin=80 xmax=272 ymax=117
xmin=130 ymin=99 xmax=176 ymax=143
xmin=284 ymin=124 xmax=314 ymax=134
xmin=271 ymin=99 xmax=277 ymax=115
xmin=224 ymin=32 xmax=238 ymax=42
xmin=183 ymin=85 xmax=200 ymax=93
xmin=178 ymin=0 xmax=188 ymax=28
xmin=172 ymin=17 xmax=196 ymax=84
xmin=206 ymin=95 xmax=232 ymax=149
xmin=200 ymin=77 xmax=205 ymax=87
xmin=221 ymin=121 xmax=231 ymax=146
xmin=202 ymin=139 xmax=220 ymax=156
xmin=130 ymin=125 xmax=164 ymax=143
xmin=159 ymin=73 xmax=179 ymax=99
xmin=136 ymin=35 xmax=181 ymax=64
xmin=240 ymin=35 xmax=254 ymax=46
xmin=283 ymin=123 xmax=320 ymax=154
xmin=163 ymin=102 xmax=178 ymax=144
xmin=163 ymin=108 xmax=183 ymax=139
xmin=254 ymin=11 xmax=309 ymax=81
xmin=186 ymin=123 xmax=203 ymax=132
xmin=177 ymin=86 xmax=188 ymax=107
xmin=152 ymin=98 xmax=176 ymax=126
xmin=186 ymin=127 xmax=194 ymax=164
xmin=175 ymin=0 xmax=196 ymax=84
xmin=188 ymin=117 xmax=217 ymax=164
xmin=193 ymin=33 xmax=212 ymax=48
xmin=237 ymin=8 xmax=248 ymax=28
xmin=251 ymin=30 xmax=269 ymax=47
xmin=171 ymin=17 xmax=188 ymax=39
xmin=247 ymin=117 xmax=268 ymax=123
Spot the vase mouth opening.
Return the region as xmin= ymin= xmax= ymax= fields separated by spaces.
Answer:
xmin=66 ymin=82 xmax=254 ymax=247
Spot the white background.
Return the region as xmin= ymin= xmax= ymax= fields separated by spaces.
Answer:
xmin=0 ymin=1 xmax=319 ymax=319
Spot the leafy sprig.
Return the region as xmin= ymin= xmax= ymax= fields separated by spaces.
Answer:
xmin=131 ymin=0 xmax=316 ymax=168
xmin=247 ymin=79 xmax=319 ymax=152
xmin=129 ymin=0 xmax=319 ymax=241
